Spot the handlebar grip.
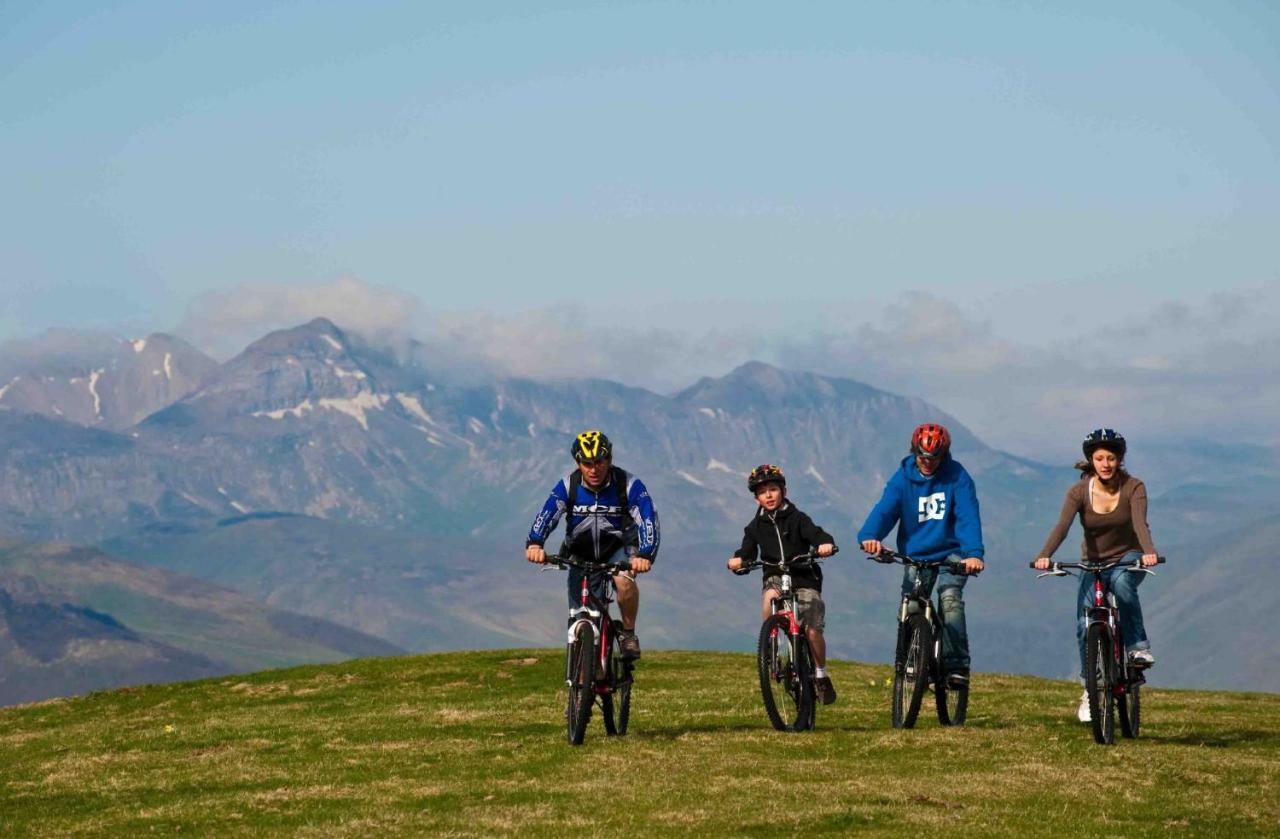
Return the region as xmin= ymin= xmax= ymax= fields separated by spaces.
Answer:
xmin=1028 ymin=561 xmax=1040 ymax=569
xmin=1157 ymin=556 xmax=1167 ymax=564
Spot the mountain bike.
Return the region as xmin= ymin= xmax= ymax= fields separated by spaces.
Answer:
xmin=732 ymin=547 xmax=837 ymax=732
xmin=542 ymin=554 xmax=637 ymax=745
xmin=1031 ymin=555 xmax=1165 ymax=745
xmin=867 ymin=550 xmax=976 ymax=729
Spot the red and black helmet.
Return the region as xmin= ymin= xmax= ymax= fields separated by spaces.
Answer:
xmin=911 ymin=423 xmax=951 ymax=459
xmin=747 ymin=464 xmax=786 ymax=493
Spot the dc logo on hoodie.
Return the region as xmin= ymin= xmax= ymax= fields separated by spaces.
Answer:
xmin=918 ymin=492 xmax=947 ymax=523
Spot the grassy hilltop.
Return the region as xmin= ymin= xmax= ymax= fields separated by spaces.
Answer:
xmin=1 ymin=650 xmax=1277 ymax=836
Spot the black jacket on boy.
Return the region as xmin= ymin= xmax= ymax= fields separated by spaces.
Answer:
xmin=733 ymin=502 xmax=834 ymax=592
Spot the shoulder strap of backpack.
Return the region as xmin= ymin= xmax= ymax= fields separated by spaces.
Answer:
xmin=612 ymin=467 xmax=630 ymax=516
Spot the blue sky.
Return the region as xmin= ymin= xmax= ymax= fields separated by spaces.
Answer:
xmin=2 ymin=1 xmax=1278 ymax=450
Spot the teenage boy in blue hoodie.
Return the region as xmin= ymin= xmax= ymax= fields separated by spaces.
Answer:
xmin=857 ymin=423 xmax=984 ymax=686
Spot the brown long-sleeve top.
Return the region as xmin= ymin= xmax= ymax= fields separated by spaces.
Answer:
xmin=1037 ymin=474 xmax=1158 ymax=560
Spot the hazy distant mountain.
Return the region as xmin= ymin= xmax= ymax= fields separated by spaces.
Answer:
xmin=0 ymin=317 xmax=1274 ymax=692
xmin=0 ymin=331 xmax=218 ymax=430
xmin=0 ymin=540 xmax=401 ymax=705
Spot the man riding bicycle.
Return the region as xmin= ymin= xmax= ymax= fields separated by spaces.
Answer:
xmin=525 ymin=430 xmax=660 ymax=659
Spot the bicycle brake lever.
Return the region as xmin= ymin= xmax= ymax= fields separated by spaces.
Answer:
xmin=1036 ymin=570 xmax=1073 ymax=579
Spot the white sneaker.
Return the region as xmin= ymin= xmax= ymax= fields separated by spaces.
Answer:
xmin=1077 ymin=689 xmax=1091 ymax=723
xmin=1129 ymin=649 xmax=1154 ymax=667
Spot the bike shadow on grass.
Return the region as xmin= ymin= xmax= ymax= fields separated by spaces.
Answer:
xmin=1140 ymin=729 xmax=1280 ymax=749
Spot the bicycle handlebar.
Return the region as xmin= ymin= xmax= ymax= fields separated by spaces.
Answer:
xmin=542 ymin=554 xmax=637 ymax=576
xmin=1028 ymin=555 xmax=1166 ymax=572
xmin=865 ymin=549 xmax=972 ymax=575
xmin=733 ymin=546 xmax=839 ymax=574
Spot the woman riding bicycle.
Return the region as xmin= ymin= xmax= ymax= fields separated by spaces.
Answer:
xmin=1033 ymin=428 xmax=1159 ymax=722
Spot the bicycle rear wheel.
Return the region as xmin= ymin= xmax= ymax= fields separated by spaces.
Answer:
xmin=795 ymin=635 xmax=817 ymax=731
xmin=565 ymin=623 xmax=595 ymax=746
xmin=1118 ymin=677 xmax=1141 ymax=739
xmin=892 ymin=614 xmax=931 ymax=729
xmin=1084 ymin=623 xmax=1115 ymax=745
xmin=602 ymin=625 xmax=633 ymax=736
xmin=935 ymin=659 xmax=968 ymax=726
xmin=757 ymin=614 xmax=809 ymax=731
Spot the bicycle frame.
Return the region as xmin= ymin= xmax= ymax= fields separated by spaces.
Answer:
xmin=560 ymin=560 xmax=628 ymax=687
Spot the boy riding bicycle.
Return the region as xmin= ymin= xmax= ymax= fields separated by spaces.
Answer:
xmin=858 ymin=423 xmax=985 ymax=688
xmin=728 ymin=464 xmax=839 ymax=704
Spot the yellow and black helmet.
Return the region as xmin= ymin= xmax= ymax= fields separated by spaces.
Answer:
xmin=571 ymin=430 xmax=613 ymax=463
xmin=747 ymin=463 xmax=786 ymax=493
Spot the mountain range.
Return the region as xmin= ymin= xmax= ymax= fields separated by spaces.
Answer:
xmin=1 ymin=317 xmax=1275 ymax=698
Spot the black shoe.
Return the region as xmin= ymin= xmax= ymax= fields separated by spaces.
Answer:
xmin=618 ymin=630 xmax=641 ymax=660
xmin=946 ymin=671 xmax=970 ymax=689
xmin=814 ymin=676 xmax=837 ymax=705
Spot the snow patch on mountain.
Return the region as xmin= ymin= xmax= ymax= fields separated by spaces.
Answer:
xmin=395 ymin=394 xmax=433 ymax=424
xmin=163 ymin=353 xmax=173 ymax=380
xmin=253 ymin=393 xmax=390 ymax=430
xmin=677 ymin=470 xmax=705 ymax=487
xmin=326 ymin=359 xmax=367 ymax=380
xmin=467 ymin=417 xmax=486 ymax=434
xmin=131 ymin=339 xmax=147 ymax=353
xmin=0 ymin=377 xmax=15 ymax=401
xmin=88 ymin=370 xmax=103 ymax=417
xmin=706 ymin=459 xmax=734 ymax=473
xmin=699 ymin=407 xmax=718 ymax=419
xmin=320 ymin=335 xmax=343 ymax=352
xmin=412 ymin=425 xmax=447 ymax=447
xmin=528 ymin=423 xmax=537 ymax=437
xmin=806 ymin=465 xmax=827 ymax=484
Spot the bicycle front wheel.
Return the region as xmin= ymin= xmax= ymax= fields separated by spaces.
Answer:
xmin=757 ymin=614 xmax=809 ymax=731
xmin=1084 ymin=623 xmax=1115 ymax=745
xmin=566 ymin=623 xmax=595 ymax=746
xmin=892 ymin=614 xmax=932 ymax=729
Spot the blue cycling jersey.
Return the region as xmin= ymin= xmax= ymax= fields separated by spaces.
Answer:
xmin=527 ymin=468 xmax=660 ymax=562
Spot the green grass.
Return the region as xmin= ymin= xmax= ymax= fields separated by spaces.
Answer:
xmin=1 ymin=651 xmax=1277 ymax=836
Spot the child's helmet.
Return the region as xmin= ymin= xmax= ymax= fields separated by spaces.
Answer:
xmin=1082 ymin=428 xmax=1126 ymax=459
xmin=747 ymin=464 xmax=786 ymax=493
xmin=911 ymin=423 xmax=951 ymax=459
xmin=571 ymin=430 xmax=613 ymax=462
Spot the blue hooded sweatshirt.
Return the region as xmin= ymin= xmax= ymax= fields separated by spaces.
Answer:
xmin=857 ymin=455 xmax=984 ymax=562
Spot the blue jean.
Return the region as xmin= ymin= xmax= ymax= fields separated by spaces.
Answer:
xmin=902 ymin=562 xmax=970 ymax=673
xmin=1076 ymin=550 xmax=1149 ymax=676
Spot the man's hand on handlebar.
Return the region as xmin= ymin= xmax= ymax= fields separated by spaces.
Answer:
xmin=1141 ymin=553 xmax=1159 ymax=568
xmin=1033 ymin=557 xmax=1051 ymax=571
xmin=962 ymin=557 xmax=984 ymax=575
xmin=526 ymin=545 xmax=547 ymax=564
xmin=629 ymin=556 xmax=652 ymax=574
xmin=727 ymin=556 xmax=744 ymax=572
xmin=861 ymin=539 xmax=883 ymax=556
xmin=816 ymin=543 xmax=835 ymax=558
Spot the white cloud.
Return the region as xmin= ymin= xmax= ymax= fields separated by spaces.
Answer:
xmin=172 ymin=276 xmax=1280 ymax=455
xmin=178 ymin=276 xmax=421 ymax=358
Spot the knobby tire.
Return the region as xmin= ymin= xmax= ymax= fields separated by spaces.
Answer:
xmin=1119 ymin=675 xmax=1141 ymax=739
xmin=1085 ymin=623 xmax=1115 ymax=745
xmin=602 ymin=627 xmax=633 ymax=736
xmin=893 ymin=614 xmax=932 ymax=729
xmin=757 ymin=614 xmax=811 ymax=732
xmin=566 ymin=623 xmax=595 ymax=746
